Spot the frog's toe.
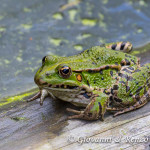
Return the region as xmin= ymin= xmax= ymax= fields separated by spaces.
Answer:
xmin=66 ymin=108 xmax=83 ymax=114
xmin=27 ymin=91 xmax=41 ymax=102
xmin=67 ymin=113 xmax=84 ymax=120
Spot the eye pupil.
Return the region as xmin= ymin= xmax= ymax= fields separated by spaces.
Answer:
xmin=62 ymin=68 xmax=69 ymax=74
xmin=59 ymin=66 xmax=72 ymax=78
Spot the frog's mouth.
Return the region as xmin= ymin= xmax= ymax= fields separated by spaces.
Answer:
xmin=27 ymin=84 xmax=92 ymax=106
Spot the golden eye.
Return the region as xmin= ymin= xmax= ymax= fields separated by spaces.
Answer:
xmin=59 ymin=66 xmax=72 ymax=78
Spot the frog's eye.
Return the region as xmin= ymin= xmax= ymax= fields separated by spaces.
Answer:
xmin=59 ymin=66 xmax=72 ymax=78
xmin=42 ymin=56 xmax=47 ymax=65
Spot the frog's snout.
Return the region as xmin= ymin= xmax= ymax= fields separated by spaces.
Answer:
xmin=34 ymin=76 xmax=47 ymax=86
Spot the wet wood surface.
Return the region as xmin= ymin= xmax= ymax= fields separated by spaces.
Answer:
xmin=0 ymin=96 xmax=150 ymax=150
xmin=0 ymin=46 xmax=150 ymax=150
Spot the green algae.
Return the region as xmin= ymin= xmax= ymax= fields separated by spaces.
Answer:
xmin=74 ymin=44 xmax=83 ymax=51
xmin=23 ymin=7 xmax=32 ymax=13
xmin=0 ymin=27 xmax=6 ymax=32
xmin=49 ymin=38 xmax=62 ymax=46
xmin=77 ymin=33 xmax=92 ymax=40
xmin=21 ymin=24 xmax=32 ymax=30
xmin=81 ymin=18 xmax=97 ymax=26
xmin=68 ymin=9 xmax=78 ymax=22
xmin=49 ymin=38 xmax=68 ymax=46
xmin=52 ymin=12 xmax=63 ymax=20
xmin=11 ymin=116 xmax=28 ymax=121
xmin=0 ymin=90 xmax=38 ymax=107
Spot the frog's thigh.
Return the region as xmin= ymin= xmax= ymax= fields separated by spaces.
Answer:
xmin=102 ymin=41 xmax=133 ymax=53
xmin=114 ymin=88 xmax=150 ymax=117
xmin=67 ymin=92 xmax=109 ymax=120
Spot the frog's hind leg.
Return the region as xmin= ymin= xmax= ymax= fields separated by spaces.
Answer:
xmin=101 ymin=41 xmax=133 ymax=53
xmin=67 ymin=92 xmax=109 ymax=120
xmin=113 ymin=88 xmax=150 ymax=117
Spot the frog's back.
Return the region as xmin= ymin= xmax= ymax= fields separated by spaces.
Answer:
xmin=66 ymin=46 xmax=139 ymax=70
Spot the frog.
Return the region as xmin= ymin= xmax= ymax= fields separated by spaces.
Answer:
xmin=27 ymin=41 xmax=150 ymax=120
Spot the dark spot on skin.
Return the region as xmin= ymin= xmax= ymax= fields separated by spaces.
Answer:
xmin=127 ymin=76 xmax=133 ymax=81
xmin=92 ymin=62 xmax=97 ymax=65
xmin=131 ymin=59 xmax=136 ymax=64
xmin=98 ymin=102 xmax=102 ymax=116
xmin=135 ymin=94 xmax=140 ymax=101
xmin=125 ymin=58 xmax=130 ymax=65
xmin=68 ymin=86 xmax=78 ymax=89
xmin=136 ymin=86 xmax=143 ymax=93
xmin=120 ymin=42 xmax=126 ymax=50
xmin=88 ymin=70 xmax=96 ymax=73
xmin=111 ymin=44 xmax=117 ymax=50
xmin=138 ymin=100 xmax=142 ymax=105
xmin=146 ymin=79 xmax=149 ymax=84
xmin=111 ymin=88 xmax=114 ymax=94
xmin=125 ymin=54 xmax=131 ymax=58
xmin=142 ymin=73 xmax=146 ymax=78
xmin=46 ymin=72 xmax=50 ymax=76
xmin=135 ymin=81 xmax=139 ymax=85
xmin=101 ymin=77 xmax=104 ymax=80
xmin=121 ymin=60 xmax=125 ymax=66
xmin=134 ymin=69 xmax=141 ymax=73
xmin=87 ymin=80 xmax=90 ymax=87
xmin=109 ymin=96 xmax=113 ymax=101
xmin=119 ymin=81 xmax=126 ymax=84
xmin=113 ymin=85 xmax=119 ymax=90
xmin=114 ymin=97 xmax=122 ymax=102
xmin=83 ymin=93 xmax=90 ymax=99
xmin=100 ymin=70 xmax=103 ymax=75
xmin=61 ymin=85 xmax=64 ymax=88
xmin=118 ymin=73 xmax=128 ymax=80
xmin=56 ymin=85 xmax=59 ymax=88
xmin=145 ymin=93 xmax=150 ymax=98
xmin=144 ymin=87 xmax=147 ymax=94
xmin=110 ymin=71 xmax=113 ymax=77
xmin=105 ymin=66 xmax=109 ymax=69
xmin=126 ymin=86 xmax=130 ymax=93
xmin=49 ymin=84 xmax=52 ymax=87
xmin=103 ymin=89 xmax=110 ymax=95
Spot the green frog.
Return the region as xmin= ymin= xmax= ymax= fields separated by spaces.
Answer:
xmin=27 ymin=42 xmax=150 ymax=120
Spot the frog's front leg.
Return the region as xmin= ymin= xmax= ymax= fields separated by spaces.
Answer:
xmin=67 ymin=92 xmax=109 ymax=121
xmin=101 ymin=41 xmax=133 ymax=53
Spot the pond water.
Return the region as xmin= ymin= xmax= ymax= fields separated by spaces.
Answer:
xmin=0 ymin=0 xmax=150 ymax=98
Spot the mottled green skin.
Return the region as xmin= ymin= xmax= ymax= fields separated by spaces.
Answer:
xmin=33 ymin=43 xmax=150 ymax=120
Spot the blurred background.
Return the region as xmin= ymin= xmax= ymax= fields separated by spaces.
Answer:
xmin=0 ymin=0 xmax=150 ymax=98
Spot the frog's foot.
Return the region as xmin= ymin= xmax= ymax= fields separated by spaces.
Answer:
xmin=67 ymin=93 xmax=109 ymax=121
xmin=66 ymin=108 xmax=85 ymax=119
xmin=66 ymin=107 xmax=99 ymax=120
xmin=27 ymin=89 xmax=48 ymax=106
xmin=103 ymin=41 xmax=133 ymax=53
xmin=113 ymin=89 xmax=150 ymax=117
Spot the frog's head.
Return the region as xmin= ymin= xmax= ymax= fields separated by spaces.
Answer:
xmin=34 ymin=55 xmax=92 ymax=105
